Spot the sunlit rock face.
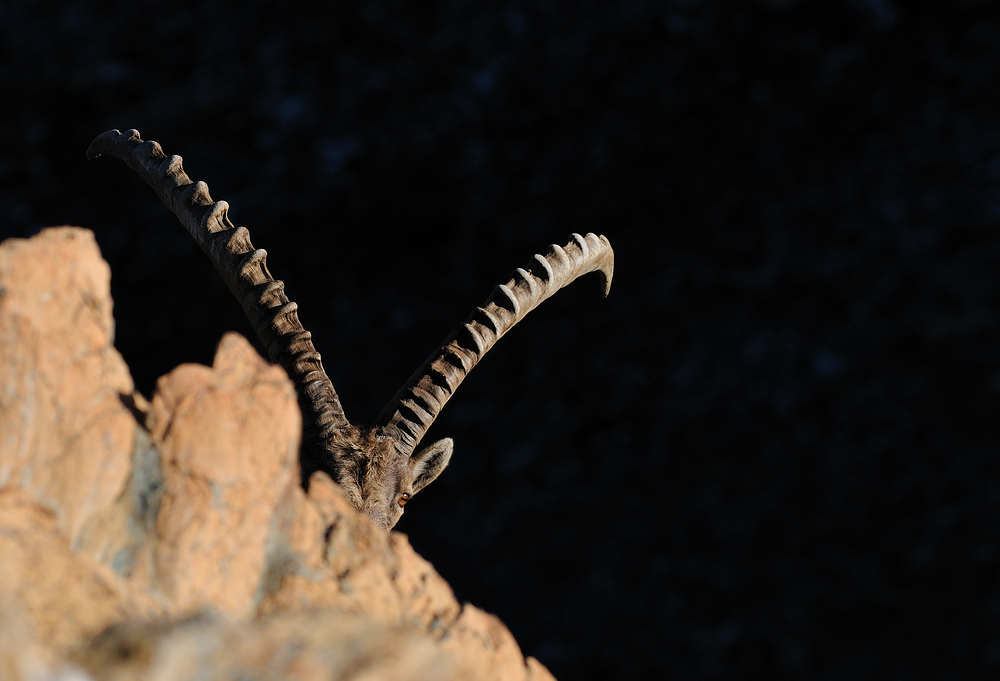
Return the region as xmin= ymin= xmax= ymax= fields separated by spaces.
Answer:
xmin=0 ymin=227 xmax=553 ymax=681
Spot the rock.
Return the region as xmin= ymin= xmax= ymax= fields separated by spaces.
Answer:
xmin=143 ymin=330 xmax=302 ymax=618
xmin=0 ymin=227 xmax=555 ymax=681
xmin=0 ymin=227 xmax=136 ymax=549
xmin=0 ymin=488 xmax=161 ymax=659
xmin=74 ymin=611 xmax=460 ymax=681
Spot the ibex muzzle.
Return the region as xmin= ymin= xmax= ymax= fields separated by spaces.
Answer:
xmin=88 ymin=129 xmax=614 ymax=530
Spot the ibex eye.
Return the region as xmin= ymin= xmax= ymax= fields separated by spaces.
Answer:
xmin=398 ymin=493 xmax=411 ymax=507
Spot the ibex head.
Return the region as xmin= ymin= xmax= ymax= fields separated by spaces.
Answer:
xmin=88 ymin=129 xmax=613 ymax=530
xmin=327 ymin=429 xmax=454 ymax=530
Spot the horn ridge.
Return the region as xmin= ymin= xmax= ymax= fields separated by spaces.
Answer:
xmin=88 ymin=128 xmax=350 ymax=457
xmin=376 ymin=232 xmax=614 ymax=454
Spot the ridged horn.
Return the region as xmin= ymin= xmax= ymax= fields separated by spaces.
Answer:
xmin=86 ymin=129 xmax=349 ymax=445
xmin=376 ymin=232 xmax=614 ymax=455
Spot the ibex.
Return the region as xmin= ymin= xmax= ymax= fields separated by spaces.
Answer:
xmin=87 ymin=129 xmax=614 ymax=530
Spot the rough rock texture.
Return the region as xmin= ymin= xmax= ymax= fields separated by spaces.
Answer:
xmin=0 ymin=227 xmax=553 ymax=681
xmin=0 ymin=226 xmax=136 ymax=549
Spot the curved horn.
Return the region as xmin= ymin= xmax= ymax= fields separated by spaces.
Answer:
xmin=86 ymin=129 xmax=349 ymax=444
xmin=376 ymin=233 xmax=613 ymax=455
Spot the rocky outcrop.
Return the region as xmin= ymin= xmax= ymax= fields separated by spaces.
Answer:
xmin=0 ymin=227 xmax=554 ymax=681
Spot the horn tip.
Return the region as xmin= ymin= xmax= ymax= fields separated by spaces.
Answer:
xmin=86 ymin=128 xmax=142 ymax=160
xmin=86 ymin=129 xmax=120 ymax=160
xmin=597 ymin=234 xmax=614 ymax=296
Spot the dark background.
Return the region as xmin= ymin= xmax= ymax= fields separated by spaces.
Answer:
xmin=4 ymin=0 xmax=1000 ymax=677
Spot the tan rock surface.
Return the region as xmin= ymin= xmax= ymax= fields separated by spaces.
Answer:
xmin=144 ymin=331 xmax=302 ymax=618
xmin=0 ymin=489 xmax=163 ymax=653
xmin=0 ymin=227 xmax=136 ymax=548
xmin=0 ymin=227 xmax=555 ymax=681
xmin=75 ymin=611 xmax=461 ymax=681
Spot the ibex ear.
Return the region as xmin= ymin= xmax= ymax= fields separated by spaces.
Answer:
xmin=411 ymin=438 xmax=453 ymax=494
